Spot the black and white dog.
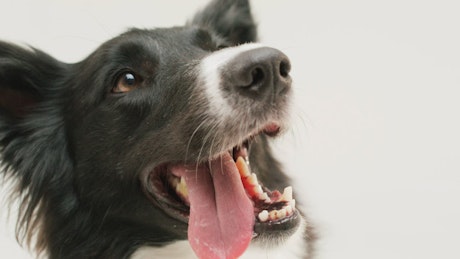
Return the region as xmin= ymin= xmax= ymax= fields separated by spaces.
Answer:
xmin=0 ymin=0 xmax=314 ymax=258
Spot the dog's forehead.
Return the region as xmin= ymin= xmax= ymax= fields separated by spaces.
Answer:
xmin=105 ymin=26 xmax=217 ymax=59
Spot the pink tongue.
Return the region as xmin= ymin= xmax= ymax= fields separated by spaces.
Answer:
xmin=170 ymin=153 xmax=254 ymax=259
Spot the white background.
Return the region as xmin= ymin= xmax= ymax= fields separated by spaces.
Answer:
xmin=1 ymin=0 xmax=459 ymax=258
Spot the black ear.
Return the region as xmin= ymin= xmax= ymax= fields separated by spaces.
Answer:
xmin=0 ymin=41 xmax=69 ymax=179
xmin=0 ymin=41 xmax=74 ymax=245
xmin=0 ymin=42 xmax=64 ymax=119
xmin=191 ymin=0 xmax=257 ymax=45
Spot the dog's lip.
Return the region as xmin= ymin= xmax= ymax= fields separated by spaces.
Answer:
xmin=254 ymin=211 xmax=301 ymax=240
xmin=142 ymin=164 xmax=190 ymax=221
xmin=140 ymin=122 xmax=301 ymax=237
xmin=262 ymin=122 xmax=281 ymax=136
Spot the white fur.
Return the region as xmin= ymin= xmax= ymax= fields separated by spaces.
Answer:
xmin=131 ymin=217 xmax=308 ymax=259
xmin=199 ymin=43 xmax=265 ymax=119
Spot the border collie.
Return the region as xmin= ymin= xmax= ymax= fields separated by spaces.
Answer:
xmin=0 ymin=0 xmax=314 ymax=258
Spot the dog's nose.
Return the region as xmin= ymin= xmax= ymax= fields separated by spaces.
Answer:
xmin=225 ymin=47 xmax=291 ymax=98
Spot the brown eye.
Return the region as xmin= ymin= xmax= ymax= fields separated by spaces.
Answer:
xmin=112 ymin=72 xmax=141 ymax=93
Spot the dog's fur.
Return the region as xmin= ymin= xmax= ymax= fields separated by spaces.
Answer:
xmin=0 ymin=0 xmax=314 ymax=258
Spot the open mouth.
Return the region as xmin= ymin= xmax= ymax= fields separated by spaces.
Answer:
xmin=143 ymin=123 xmax=300 ymax=258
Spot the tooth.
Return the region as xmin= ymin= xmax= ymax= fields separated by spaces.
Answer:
xmin=278 ymin=208 xmax=287 ymax=219
xmin=269 ymin=210 xmax=278 ymax=221
xmin=264 ymin=195 xmax=272 ymax=203
xmin=285 ymin=205 xmax=293 ymax=215
xmin=282 ymin=186 xmax=293 ymax=201
xmin=289 ymin=199 xmax=296 ymax=210
xmin=253 ymin=185 xmax=263 ymax=194
xmin=258 ymin=210 xmax=269 ymax=222
xmin=246 ymin=174 xmax=258 ymax=186
xmin=176 ymin=177 xmax=188 ymax=197
xmin=258 ymin=192 xmax=269 ymax=201
xmin=236 ymin=157 xmax=251 ymax=178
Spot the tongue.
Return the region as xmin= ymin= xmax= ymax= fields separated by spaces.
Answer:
xmin=170 ymin=153 xmax=254 ymax=259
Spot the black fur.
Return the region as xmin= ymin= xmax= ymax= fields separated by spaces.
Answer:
xmin=1 ymin=1 xmax=313 ymax=258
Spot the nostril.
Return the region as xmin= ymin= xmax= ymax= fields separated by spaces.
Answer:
xmin=250 ymin=67 xmax=265 ymax=87
xmin=240 ymin=66 xmax=266 ymax=90
xmin=279 ymin=60 xmax=291 ymax=78
xmin=224 ymin=47 xmax=291 ymax=96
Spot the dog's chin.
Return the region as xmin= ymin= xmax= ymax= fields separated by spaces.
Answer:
xmin=141 ymin=122 xmax=300 ymax=248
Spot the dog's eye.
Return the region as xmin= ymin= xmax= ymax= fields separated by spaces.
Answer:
xmin=112 ymin=72 xmax=142 ymax=93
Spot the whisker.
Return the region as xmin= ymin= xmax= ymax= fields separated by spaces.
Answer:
xmin=184 ymin=118 xmax=207 ymax=163
xmin=194 ymin=120 xmax=216 ymax=178
xmin=207 ymin=123 xmax=222 ymax=177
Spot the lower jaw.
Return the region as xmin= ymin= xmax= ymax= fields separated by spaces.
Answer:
xmin=154 ymin=196 xmax=302 ymax=243
xmin=254 ymin=211 xmax=301 ymax=240
xmin=143 ymin=162 xmax=301 ymax=241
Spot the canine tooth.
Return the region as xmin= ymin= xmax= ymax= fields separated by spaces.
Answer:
xmin=289 ymin=199 xmax=296 ymax=210
xmin=236 ymin=157 xmax=251 ymax=178
xmin=258 ymin=210 xmax=269 ymax=222
xmin=176 ymin=177 xmax=188 ymax=197
xmin=282 ymin=186 xmax=293 ymax=201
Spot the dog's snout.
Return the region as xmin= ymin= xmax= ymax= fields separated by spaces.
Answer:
xmin=200 ymin=44 xmax=293 ymax=118
xmin=228 ymin=47 xmax=291 ymax=97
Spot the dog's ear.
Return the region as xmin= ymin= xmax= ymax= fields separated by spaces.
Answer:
xmin=191 ymin=0 xmax=257 ymax=45
xmin=0 ymin=42 xmax=64 ymax=119
xmin=0 ymin=40 xmax=70 ymax=179
xmin=0 ymin=41 xmax=74 ymax=246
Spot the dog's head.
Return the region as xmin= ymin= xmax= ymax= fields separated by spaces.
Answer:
xmin=0 ymin=1 xmax=306 ymax=258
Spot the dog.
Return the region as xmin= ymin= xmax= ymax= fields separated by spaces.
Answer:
xmin=0 ymin=0 xmax=314 ymax=258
